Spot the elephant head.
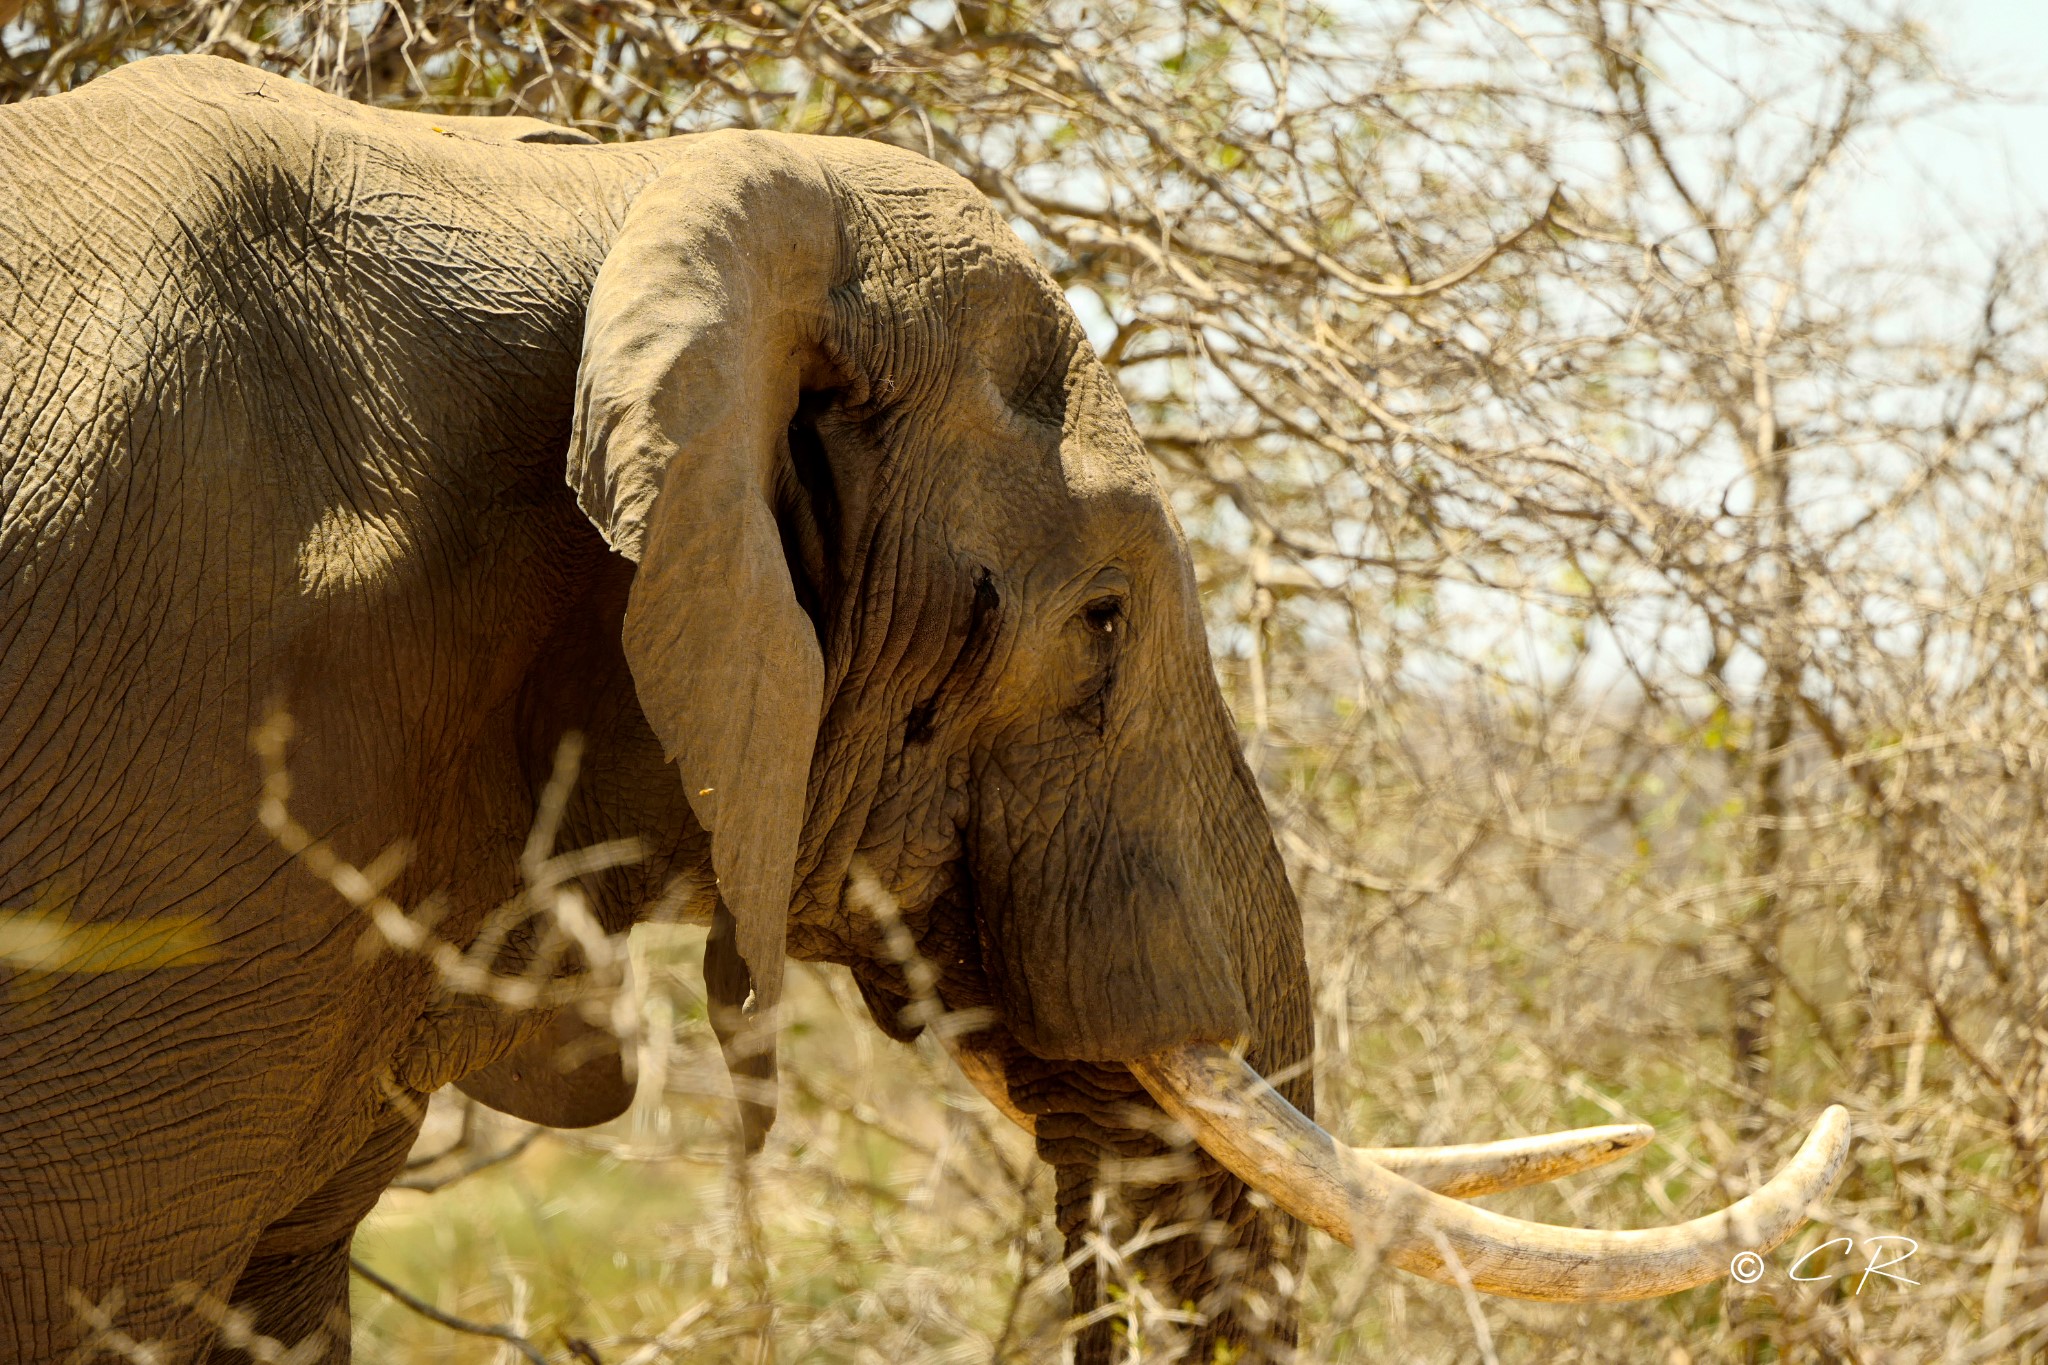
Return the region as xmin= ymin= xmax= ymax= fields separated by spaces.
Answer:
xmin=558 ymin=130 xmax=1850 ymax=1356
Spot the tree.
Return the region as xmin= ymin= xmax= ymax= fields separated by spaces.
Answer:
xmin=9 ymin=1 xmax=2045 ymax=1357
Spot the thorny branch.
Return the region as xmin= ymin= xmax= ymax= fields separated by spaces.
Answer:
xmin=348 ymin=1259 xmax=554 ymax=1365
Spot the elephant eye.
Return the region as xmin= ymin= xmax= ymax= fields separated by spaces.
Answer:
xmin=1082 ymin=598 xmax=1123 ymax=636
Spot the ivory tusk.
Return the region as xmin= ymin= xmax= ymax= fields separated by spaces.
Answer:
xmin=1130 ymin=1043 xmax=1851 ymax=1302
xmin=946 ymin=1037 xmax=1655 ymax=1198
xmin=1359 ymin=1123 xmax=1652 ymax=1199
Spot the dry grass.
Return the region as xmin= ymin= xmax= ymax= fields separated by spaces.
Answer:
xmin=351 ymin=930 xmax=1064 ymax=1364
xmin=336 ymin=740 xmax=2039 ymax=1361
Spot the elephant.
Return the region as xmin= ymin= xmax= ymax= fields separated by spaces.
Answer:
xmin=0 ymin=56 xmax=1850 ymax=1363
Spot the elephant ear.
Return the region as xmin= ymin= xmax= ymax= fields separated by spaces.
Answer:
xmin=568 ymin=131 xmax=844 ymax=1148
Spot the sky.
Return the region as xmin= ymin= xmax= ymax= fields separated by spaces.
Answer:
xmin=1407 ymin=0 xmax=2048 ymax=705
xmin=1880 ymin=0 xmax=2048 ymax=235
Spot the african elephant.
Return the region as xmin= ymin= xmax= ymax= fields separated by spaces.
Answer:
xmin=0 ymin=56 xmax=1848 ymax=1363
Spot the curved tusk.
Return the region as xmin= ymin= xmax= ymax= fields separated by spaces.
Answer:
xmin=1359 ymin=1123 xmax=1652 ymax=1199
xmin=1129 ymin=1043 xmax=1852 ymax=1302
xmin=946 ymin=1037 xmax=1652 ymax=1197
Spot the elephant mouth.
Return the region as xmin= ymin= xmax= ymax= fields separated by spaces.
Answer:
xmin=949 ymin=1036 xmax=1852 ymax=1303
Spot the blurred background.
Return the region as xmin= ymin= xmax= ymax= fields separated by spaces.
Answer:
xmin=8 ymin=1 xmax=2046 ymax=1359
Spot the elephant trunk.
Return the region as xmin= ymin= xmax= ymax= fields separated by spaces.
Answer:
xmin=1052 ymin=1142 xmax=1297 ymax=1365
xmin=946 ymin=1031 xmax=1306 ymax=1363
xmin=944 ymin=696 xmax=1320 ymax=1359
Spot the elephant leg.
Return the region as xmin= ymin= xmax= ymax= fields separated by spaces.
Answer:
xmin=204 ymin=1240 xmax=352 ymax=1364
xmin=206 ymin=1099 xmax=424 ymax=1363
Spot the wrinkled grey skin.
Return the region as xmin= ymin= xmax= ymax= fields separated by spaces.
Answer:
xmin=0 ymin=58 xmax=1312 ymax=1362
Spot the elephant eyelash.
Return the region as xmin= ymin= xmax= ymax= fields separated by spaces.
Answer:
xmin=1082 ymin=599 xmax=1123 ymax=636
xmin=1064 ymin=594 xmax=1122 ymax=734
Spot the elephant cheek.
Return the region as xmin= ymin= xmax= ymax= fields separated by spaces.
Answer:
xmin=975 ymin=828 xmax=1251 ymax=1063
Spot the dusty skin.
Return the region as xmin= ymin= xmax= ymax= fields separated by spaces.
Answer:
xmin=0 ymin=57 xmax=1844 ymax=1363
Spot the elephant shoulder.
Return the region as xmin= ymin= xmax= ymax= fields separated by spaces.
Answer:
xmin=71 ymin=52 xmax=310 ymax=107
xmin=26 ymin=57 xmax=596 ymax=205
xmin=0 ymin=58 xmax=322 ymax=236
xmin=18 ymin=55 xmax=331 ymax=162
xmin=83 ymin=54 xmax=597 ymax=149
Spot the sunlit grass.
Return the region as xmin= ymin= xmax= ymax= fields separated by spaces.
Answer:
xmin=352 ymin=927 xmax=1065 ymax=1363
xmin=350 ymin=867 xmax=1997 ymax=1365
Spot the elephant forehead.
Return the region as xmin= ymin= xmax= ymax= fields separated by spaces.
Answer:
xmin=943 ymin=437 xmax=1165 ymax=583
xmin=954 ymin=356 xmax=1158 ymax=507
xmin=1057 ymin=411 xmax=1155 ymax=503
